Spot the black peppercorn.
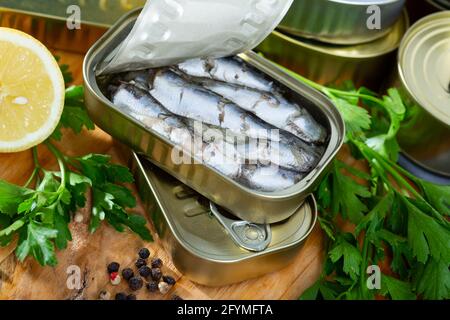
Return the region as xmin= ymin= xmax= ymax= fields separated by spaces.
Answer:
xmin=135 ymin=258 xmax=147 ymax=269
xmin=151 ymin=268 xmax=162 ymax=281
xmin=107 ymin=262 xmax=120 ymax=274
xmin=138 ymin=265 xmax=151 ymax=278
xmin=163 ymin=275 xmax=176 ymax=285
xmin=127 ymin=294 xmax=137 ymax=300
xmin=146 ymin=281 xmax=158 ymax=293
xmin=138 ymin=248 xmax=150 ymax=259
xmin=129 ymin=276 xmax=144 ymax=291
xmin=151 ymin=258 xmax=163 ymax=268
xmin=115 ymin=292 xmax=127 ymax=300
xmin=171 ymin=295 xmax=183 ymax=300
xmin=122 ymin=268 xmax=134 ymax=281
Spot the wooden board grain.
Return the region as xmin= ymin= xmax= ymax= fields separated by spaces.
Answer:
xmin=0 ymin=49 xmax=325 ymax=300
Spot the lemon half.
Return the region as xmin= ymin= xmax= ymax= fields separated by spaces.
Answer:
xmin=0 ymin=28 xmax=65 ymax=152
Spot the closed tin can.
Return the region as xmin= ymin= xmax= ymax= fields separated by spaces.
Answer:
xmin=130 ymin=151 xmax=318 ymax=286
xmin=257 ymin=9 xmax=409 ymax=89
xmin=396 ymin=11 xmax=450 ymax=176
xmin=83 ymin=9 xmax=345 ymax=224
xmin=279 ymin=0 xmax=406 ymax=45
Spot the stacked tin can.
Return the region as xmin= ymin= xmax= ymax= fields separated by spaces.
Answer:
xmin=395 ymin=11 xmax=450 ymax=179
xmin=257 ymin=0 xmax=408 ymax=89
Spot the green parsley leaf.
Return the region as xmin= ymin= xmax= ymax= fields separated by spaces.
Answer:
xmin=300 ymin=280 xmax=341 ymax=300
xmin=356 ymin=192 xmax=393 ymax=236
xmin=405 ymin=199 xmax=450 ymax=263
xmin=377 ymin=229 xmax=411 ymax=278
xmin=365 ymin=89 xmax=405 ymax=161
xmin=318 ymin=217 xmax=336 ymax=241
xmin=55 ymin=56 xmax=73 ymax=85
xmin=381 ymin=275 xmax=416 ymax=300
xmin=418 ymin=181 xmax=450 ymax=216
xmin=330 ymin=161 xmax=371 ymax=224
xmin=0 ymin=181 xmax=33 ymax=216
xmin=329 ymin=233 xmax=362 ymax=280
xmin=329 ymin=95 xmax=371 ymax=141
xmin=101 ymin=183 xmax=136 ymax=208
xmin=413 ymin=258 xmax=450 ymax=300
xmin=0 ymin=219 xmax=25 ymax=237
xmin=51 ymin=86 xmax=95 ymax=140
xmin=16 ymin=221 xmax=58 ymax=266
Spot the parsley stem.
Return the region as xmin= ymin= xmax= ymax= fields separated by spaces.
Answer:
xmin=359 ymin=236 xmax=371 ymax=299
xmin=277 ymin=62 xmax=385 ymax=107
xmin=355 ymin=140 xmax=448 ymax=225
xmin=354 ymin=140 xmax=421 ymax=198
xmin=24 ymin=147 xmax=42 ymax=188
xmin=45 ymin=142 xmax=66 ymax=192
xmin=32 ymin=146 xmax=40 ymax=169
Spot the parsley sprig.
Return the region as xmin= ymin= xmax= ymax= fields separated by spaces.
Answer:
xmin=280 ymin=68 xmax=450 ymax=300
xmin=0 ymin=70 xmax=152 ymax=267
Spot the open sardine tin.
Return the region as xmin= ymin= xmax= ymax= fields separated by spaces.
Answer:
xmin=130 ymin=151 xmax=318 ymax=286
xmin=83 ymin=9 xmax=345 ymax=224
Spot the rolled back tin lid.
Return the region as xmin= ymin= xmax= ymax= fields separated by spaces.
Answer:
xmin=398 ymin=11 xmax=450 ymax=126
xmin=99 ymin=0 xmax=293 ymax=74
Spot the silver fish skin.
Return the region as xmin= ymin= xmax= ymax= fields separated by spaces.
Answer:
xmin=111 ymin=83 xmax=303 ymax=191
xmin=185 ymin=113 xmax=317 ymax=172
xmin=148 ymin=69 xmax=279 ymax=142
xmin=176 ymin=57 xmax=274 ymax=92
xmin=117 ymin=71 xmax=320 ymax=172
xmin=199 ymin=80 xmax=327 ymax=144
xmin=111 ymin=84 xmax=242 ymax=179
xmin=241 ymin=166 xmax=302 ymax=192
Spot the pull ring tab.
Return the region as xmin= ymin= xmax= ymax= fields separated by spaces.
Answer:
xmin=209 ymin=202 xmax=272 ymax=252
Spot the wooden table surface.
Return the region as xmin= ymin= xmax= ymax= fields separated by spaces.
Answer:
xmin=0 ymin=45 xmax=325 ymax=300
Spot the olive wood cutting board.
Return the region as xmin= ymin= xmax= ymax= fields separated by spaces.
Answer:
xmin=0 ymin=49 xmax=332 ymax=301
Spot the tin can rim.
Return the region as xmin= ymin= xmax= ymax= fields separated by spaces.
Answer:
xmin=83 ymin=8 xmax=345 ymax=201
xmin=397 ymin=11 xmax=450 ymax=126
xmin=273 ymin=9 xmax=409 ymax=58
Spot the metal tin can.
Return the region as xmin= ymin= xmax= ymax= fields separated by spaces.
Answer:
xmin=130 ymin=151 xmax=318 ymax=286
xmin=83 ymin=9 xmax=345 ymax=224
xmin=279 ymin=0 xmax=406 ymax=45
xmin=257 ymin=9 xmax=409 ymax=89
xmin=396 ymin=11 xmax=450 ymax=177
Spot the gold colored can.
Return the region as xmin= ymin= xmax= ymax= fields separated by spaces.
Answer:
xmin=130 ymin=152 xmax=318 ymax=286
xmin=257 ymin=10 xmax=410 ymax=89
xmin=396 ymin=11 xmax=450 ymax=176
